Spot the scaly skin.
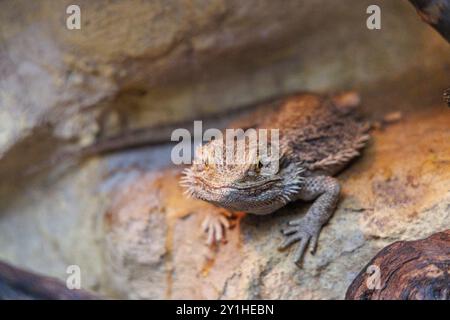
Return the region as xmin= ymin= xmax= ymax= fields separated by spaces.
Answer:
xmin=444 ymin=88 xmax=450 ymax=107
xmin=181 ymin=91 xmax=370 ymax=267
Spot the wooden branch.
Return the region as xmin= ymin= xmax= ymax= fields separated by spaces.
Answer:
xmin=444 ymin=88 xmax=450 ymax=106
xmin=0 ymin=260 xmax=99 ymax=300
xmin=409 ymin=0 xmax=450 ymax=43
xmin=345 ymin=230 xmax=450 ymax=300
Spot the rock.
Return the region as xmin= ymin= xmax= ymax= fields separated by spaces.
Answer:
xmin=100 ymin=104 xmax=450 ymax=299
xmin=0 ymin=93 xmax=449 ymax=299
xmin=345 ymin=230 xmax=450 ymax=300
xmin=1 ymin=0 xmax=450 ymax=179
xmin=102 ymin=168 xmax=242 ymax=299
xmin=0 ymin=0 xmax=449 ymax=300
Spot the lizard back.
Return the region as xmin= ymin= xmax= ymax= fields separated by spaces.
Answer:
xmin=238 ymin=93 xmax=370 ymax=175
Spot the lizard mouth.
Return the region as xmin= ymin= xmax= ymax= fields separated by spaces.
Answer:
xmin=180 ymin=168 xmax=282 ymax=198
xmin=194 ymin=176 xmax=281 ymax=191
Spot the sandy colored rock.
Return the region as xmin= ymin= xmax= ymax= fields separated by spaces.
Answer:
xmin=1 ymin=0 xmax=449 ymax=165
xmin=0 ymin=0 xmax=449 ymax=299
xmin=0 ymin=96 xmax=448 ymax=299
xmin=101 ymin=104 xmax=450 ymax=299
xmin=102 ymin=168 xmax=244 ymax=299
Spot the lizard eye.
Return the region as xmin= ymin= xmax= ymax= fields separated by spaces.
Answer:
xmin=248 ymin=160 xmax=263 ymax=176
xmin=257 ymin=160 xmax=263 ymax=170
xmin=203 ymin=153 xmax=216 ymax=168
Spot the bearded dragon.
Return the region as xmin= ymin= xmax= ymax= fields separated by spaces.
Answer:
xmin=181 ymin=91 xmax=370 ymax=266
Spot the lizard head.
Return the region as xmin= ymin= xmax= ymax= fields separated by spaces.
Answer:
xmin=180 ymin=137 xmax=305 ymax=214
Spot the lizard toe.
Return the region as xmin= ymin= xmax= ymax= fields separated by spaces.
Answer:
xmin=294 ymin=236 xmax=310 ymax=267
xmin=278 ymin=232 xmax=302 ymax=250
xmin=201 ymin=212 xmax=231 ymax=246
xmin=281 ymin=226 xmax=299 ymax=235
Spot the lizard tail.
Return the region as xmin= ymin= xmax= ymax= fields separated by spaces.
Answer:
xmin=331 ymin=91 xmax=361 ymax=114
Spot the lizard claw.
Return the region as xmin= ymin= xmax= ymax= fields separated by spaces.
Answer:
xmin=201 ymin=211 xmax=231 ymax=246
xmin=279 ymin=218 xmax=322 ymax=267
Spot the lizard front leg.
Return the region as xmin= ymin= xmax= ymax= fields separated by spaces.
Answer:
xmin=201 ymin=208 xmax=234 ymax=245
xmin=279 ymin=175 xmax=341 ymax=267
